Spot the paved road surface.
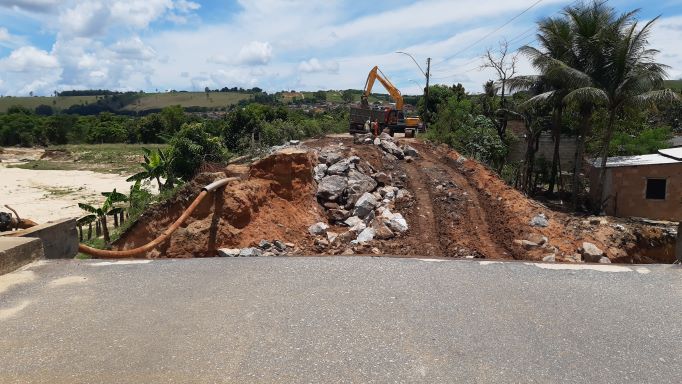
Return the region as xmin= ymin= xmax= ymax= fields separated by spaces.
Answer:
xmin=1 ymin=257 xmax=681 ymax=383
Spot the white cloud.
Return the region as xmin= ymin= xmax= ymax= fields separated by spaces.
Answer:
xmin=236 ymin=41 xmax=273 ymax=65
xmin=110 ymin=36 xmax=156 ymax=60
xmin=298 ymin=58 xmax=339 ymax=74
xmin=59 ymin=1 xmax=110 ymax=37
xmin=0 ymin=46 xmax=58 ymax=71
xmin=173 ymin=0 xmax=199 ymax=13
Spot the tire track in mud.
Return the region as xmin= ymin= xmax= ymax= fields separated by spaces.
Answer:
xmin=406 ymin=141 xmax=510 ymax=259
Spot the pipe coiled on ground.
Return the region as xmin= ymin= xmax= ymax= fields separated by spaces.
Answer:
xmin=78 ymin=177 xmax=237 ymax=258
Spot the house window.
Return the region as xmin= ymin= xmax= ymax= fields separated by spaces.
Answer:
xmin=645 ymin=178 xmax=666 ymax=200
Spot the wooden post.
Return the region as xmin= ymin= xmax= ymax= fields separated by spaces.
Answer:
xmin=675 ymin=220 xmax=682 ymax=263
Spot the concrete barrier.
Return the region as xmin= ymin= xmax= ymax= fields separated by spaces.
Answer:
xmin=6 ymin=218 xmax=78 ymax=259
xmin=0 ymin=237 xmax=44 ymax=275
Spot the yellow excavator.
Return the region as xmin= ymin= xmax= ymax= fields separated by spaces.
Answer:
xmin=349 ymin=66 xmax=424 ymax=137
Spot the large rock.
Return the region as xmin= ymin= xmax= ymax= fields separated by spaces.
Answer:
xmin=327 ymin=159 xmax=352 ymax=175
xmin=319 ymin=151 xmax=343 ymax=165
xmin=346 ymin=169 xmax=378 ymax=205
xmin=354 ymin=133 xmax=372 ymax=144
xmin=373 ymin=172 xmax=392 ymax=186
xmin=580 ymin=242 xmax=604 ymax=262
xmin=313 ymin=163 xmax=328 ymax=181
xmin=403 ymin=145 xmax=420 ymax=157
xmin=308 ymin=222 xmax=329 ymax=236
xmin=379 ymin=139 xmax=405 ymax=159
xmin=372 ymin=220 xmax=395 ymax=240
xmin=344 ymin=216 xmax=363 ymax=228
xmin=316 ymin=175 xmax=348 ymax=201
xmin=218 ymin=248 xmax=241 ymax=257
xmin=239 ymin=247 xmax=263 ymax=257
xmin=327 ymin=208 xmax=351 ymax=223
xmin=356 ymin=227 xmax=375 ymax=243
xmin=384 ymin=212 xmax=408 ymax=233
xmin=530 ymin=213 xmax=549 ymax=227
xmin=353 ymin=192 xmax=379 ymax=218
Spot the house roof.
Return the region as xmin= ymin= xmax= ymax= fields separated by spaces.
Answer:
xmin=659 ymin=147 xmax=682 ymax=161
xmin=592 ymin=148 xmax=682 ymax=168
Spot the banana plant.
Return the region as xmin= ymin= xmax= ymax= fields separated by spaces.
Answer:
xmin=78 ymin=188 xmax=128 ymax=245
xmin=126 ymin=147 xmax=177 ymax=191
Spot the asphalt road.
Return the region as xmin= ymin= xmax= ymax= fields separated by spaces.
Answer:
xmin=1 ymin=257 xmax=681 ymax=383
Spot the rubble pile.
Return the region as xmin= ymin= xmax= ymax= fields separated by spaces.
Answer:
xmin=353 ymin=132 xmax=421 ymax=162
xmin=218 ymin=239 xmax=296 ymax=257
xmin=310 ymin=138 xmax=414 ymax=254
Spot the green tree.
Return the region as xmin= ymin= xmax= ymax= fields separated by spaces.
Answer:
xmin=169 ymin=122 xmax=229 ymax=180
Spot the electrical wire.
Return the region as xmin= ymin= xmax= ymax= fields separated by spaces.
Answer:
xmin=432 ymin=0 xmax=544 ymax=67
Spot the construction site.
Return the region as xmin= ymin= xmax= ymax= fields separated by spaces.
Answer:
xmin=101 ymin=132 xmax=677 ymax=264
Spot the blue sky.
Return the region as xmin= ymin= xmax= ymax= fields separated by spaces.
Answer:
xmin=1 ymin=0 xmax=682 ymax=96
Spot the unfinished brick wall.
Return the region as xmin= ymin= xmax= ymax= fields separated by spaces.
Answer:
xmin=590 ymin=163 xmax=682 ymax=221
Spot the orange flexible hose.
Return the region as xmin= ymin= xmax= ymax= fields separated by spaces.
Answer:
xmin=78 ymin=177 xmax=237 ymax=259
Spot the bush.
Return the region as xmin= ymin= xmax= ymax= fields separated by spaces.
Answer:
xmin=168 ymin=122 xmax=229 ymax=179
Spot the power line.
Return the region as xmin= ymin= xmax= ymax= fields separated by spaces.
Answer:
xmin=432 ymin=0 xmax=544 ymax=67
xmin=429 ymin=0 xmax=589 ymax=80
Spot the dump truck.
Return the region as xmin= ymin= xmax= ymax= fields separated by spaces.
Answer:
xmin=349 ymin=66 xmax=424 ymax=137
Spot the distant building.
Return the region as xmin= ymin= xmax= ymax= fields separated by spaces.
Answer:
xmin=589 ymin=147 xmax=682 ymax=221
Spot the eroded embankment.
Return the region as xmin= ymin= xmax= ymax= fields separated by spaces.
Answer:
xmin=115 ymin=149 xmax=323 ymax=257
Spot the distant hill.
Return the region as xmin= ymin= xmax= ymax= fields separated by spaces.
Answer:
xmin=0 ymin=95 xmax=100 ymax=113
xmin=664 ymin=80 xmax=682 ymax=91
xmin=121 ymin=92 xmax=251 ymax=111
xmin=0 ymin=91 xmax=252 ymax=114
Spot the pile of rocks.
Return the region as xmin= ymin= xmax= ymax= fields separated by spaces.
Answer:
xmin=218 ymin=239 xmax=294 ymax=257
xmin=311 ymin=146 xmax=413 ymax=252
xmin=353 ymin=133 xmax=420 ymax=162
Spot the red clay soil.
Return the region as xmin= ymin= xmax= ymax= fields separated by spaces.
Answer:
xmin=115 ymin=149 xmax=325 ymax=257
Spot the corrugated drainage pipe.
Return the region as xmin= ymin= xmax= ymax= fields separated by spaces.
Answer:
xmin=78 ymin=177 xmax=238 ymax=258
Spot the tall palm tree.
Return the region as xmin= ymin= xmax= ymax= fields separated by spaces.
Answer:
xmin=564 ymin=15 xmax=678 ymax=210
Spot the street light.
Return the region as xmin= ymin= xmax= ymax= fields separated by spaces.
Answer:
xmin=395 ymin=51 xmax=431 ymax=124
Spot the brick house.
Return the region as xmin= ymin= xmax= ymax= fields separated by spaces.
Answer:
xmin=589 ymin=147 xmax=682 ymax=221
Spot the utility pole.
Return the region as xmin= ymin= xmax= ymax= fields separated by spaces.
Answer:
xmin=424 ymin=57 xmax=431 ymax=125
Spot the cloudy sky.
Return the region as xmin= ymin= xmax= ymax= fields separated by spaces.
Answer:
xmin=1 ymin=0 xmax=681 ymax=96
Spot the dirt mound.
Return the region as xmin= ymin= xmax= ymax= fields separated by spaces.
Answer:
xmin=115 ymin=149 xmax=323 ymax=257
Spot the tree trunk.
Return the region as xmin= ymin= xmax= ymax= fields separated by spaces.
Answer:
xmin=595 ymin=109 xmax=617 ymax=213
xmin=119 ymin=211 xmax=125 ymax=225
xmin=88 ymin=222 xmax=93 ymax=240
xmin=156 ymin=176 xmax=163 ymax=192
xmin=572 ymin=108 xmax=591 ymax=210
xmin=101 ymin=216 xmax=110 ymax=245
xmin=113 ymin=213 xmax=119 ymax=228
xmin=548 ymin=105 xmax=563 ymax=195
xmin=96 ymin=221 xmax=101 ymax=237
xmin=78 ymin=224 xmax=83 ymax=242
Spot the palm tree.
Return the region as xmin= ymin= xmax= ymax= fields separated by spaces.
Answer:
xmin=78 ymin=189 xmax=128 ymax=245
xmin=563 ymin=14 xmax=679 ymax=210
xmin=127 ymin=147 xmax=177 ymax=191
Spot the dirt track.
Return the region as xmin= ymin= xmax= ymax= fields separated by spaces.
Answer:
xmin=115 ymin=135 xmax=678 ymax=263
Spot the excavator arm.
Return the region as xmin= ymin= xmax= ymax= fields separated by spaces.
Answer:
xmin=363 ymin=66 xmax=404 ymax=110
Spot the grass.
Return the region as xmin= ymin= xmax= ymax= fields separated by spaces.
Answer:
xmin=7 ymin=143 xmax=167 ymax=174
xmin=0 ymin=95 xmax=100 ymax=113
xmin=664 ymin=80 xmax=682 ymax=91
xmin=121 ymin=92 xmax=252 ymax=111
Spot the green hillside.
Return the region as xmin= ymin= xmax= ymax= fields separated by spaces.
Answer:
xmin=121 ymin=92 xmax=251 ymax=111
xmin=664 ymin=80 xmax=682 ymax=91
xmin=0 ymin=96 xmax=100 ymax=113
xmin=0 ymin=91 xmax=252 ymax=113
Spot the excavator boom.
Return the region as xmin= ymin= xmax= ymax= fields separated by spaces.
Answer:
xmin=363 ymin=66 xmax=404 ymax=110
